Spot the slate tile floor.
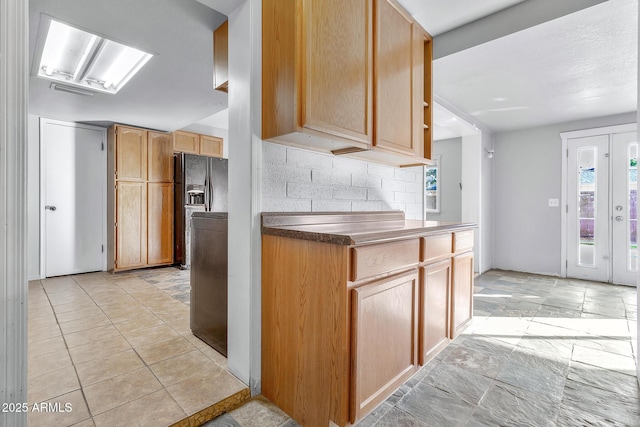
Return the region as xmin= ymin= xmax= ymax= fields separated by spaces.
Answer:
xmin=206 ymin=270 xmax=639 ymax=427
xmin=27 ymin=267 xmax=246 ymax=427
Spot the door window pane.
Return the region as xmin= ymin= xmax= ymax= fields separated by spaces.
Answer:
xmin=578 ymin=147 xmax=596 ymax=266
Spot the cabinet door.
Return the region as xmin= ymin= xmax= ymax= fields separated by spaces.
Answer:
xmin=451 ymin=251 xmax=474 ymax=338
xmin=116 ymin=126 xmax=147 ymax=181
xmin=374 ymin=0 xmax=418 ymax=157
xmin=213 ymin=20 xmax=229 ymax=92
xmin=420 ymin=259 xmax=451 ymax=365
xmin=147 ymin=183 xmax=174 ymax=265
xmin=115 ymin=182 xmax=147 ymax=270
xmin=148 ymin=132 xmax=174 ymax=182
xmin=351 ymin=271 xmax=418 ymax=423
xmin=303 ymin=0 xmax=373 ymax=145
xmin=199 ymin=135 xmax=223 ymax=158
xmin=173 ymin=131 xmax=200 ymax=154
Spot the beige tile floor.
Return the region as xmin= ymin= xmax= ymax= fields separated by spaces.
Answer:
xmin=27 ymin=267 xmax=248 ymax=427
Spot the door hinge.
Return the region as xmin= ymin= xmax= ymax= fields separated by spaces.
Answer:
xmin=101 ymin=245 xmax=104 ymax=253
xmin=566 ymin=149 xmax=569 ymax=158
xmin=566 ymin=204 xmax=568 ymax=213
xmin=566 ymin=260 xmax=568 ymax=269
xmin=101 ymin=142 xmax=105 ymax=151
xmin=604 ymin=153 xmax=610 ymax=158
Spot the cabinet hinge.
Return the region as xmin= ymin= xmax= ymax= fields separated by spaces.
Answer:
xmin=114 ymin=222 xmax=118 ymax=228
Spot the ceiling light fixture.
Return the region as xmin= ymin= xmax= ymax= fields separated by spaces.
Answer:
xmin=35 ymin=17 xmax=153 ymax=95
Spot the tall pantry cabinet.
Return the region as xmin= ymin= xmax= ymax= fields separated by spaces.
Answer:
xmin=107 ymin=125 xmax=174 ymax=272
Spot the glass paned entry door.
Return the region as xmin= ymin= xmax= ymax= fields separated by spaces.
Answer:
xmin=567 ymin=135 xmax=610 ymax=282
xmin=566 ymin=130 xmax=638 ymax=286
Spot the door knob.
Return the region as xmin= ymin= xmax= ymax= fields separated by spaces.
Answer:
xmin=44 ymin=205 xmax=57 ymax=211
xmin=615 ymin=215 xmax=623 ymax=221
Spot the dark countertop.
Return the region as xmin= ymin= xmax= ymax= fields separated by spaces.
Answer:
xmin=261 ymin=211 xmax=476 ymax=246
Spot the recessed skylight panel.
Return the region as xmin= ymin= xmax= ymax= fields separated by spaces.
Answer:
xmin=37 ymin=19 xmax=152 ymax=94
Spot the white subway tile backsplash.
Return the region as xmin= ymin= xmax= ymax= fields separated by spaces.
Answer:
xmin=367 ymin=163 xmax=395 ymax=179
xmin=287 ymin=147 xmax=333 ymax=170
xmin=262 ymin=180 xmax=287 ymax=198
xmin=312 ymin=169 xmax=352 ymax=186
xmin=260 ymin=144 xmax=424 ymax=215
xmin=287 ymin=182 xmax=333 ymax=199
xmin=334 ymin=156 xmax=368 ymax=175
xmin=367 ymin=189 xmax=394 ymax=201
xmin=352 ymin=201 xmax=383 ymax=211
xmin=312 ymin=200 xmax=351 ymax=212
xmin=352 ymin=174 xmax=382 ymax=189
xmin=262 ymin=142 xmax=287 ymax=164
xmin=381 ymin=178 xmax=405 ymax=192
xmin=262 ymin=164 xmax=312 ymax=183
xmin=394 ymin=192 xmax=416 ymax=203
xmin=333 ymin=186 xmax=367 ymax=200
xmin=262 ymin=197 xmax=312 ymax=212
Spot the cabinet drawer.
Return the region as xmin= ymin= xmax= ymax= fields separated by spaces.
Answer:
xmin=351 ymin=239 xmax=419 ymax=282
xmin=421 ymin=233 xmax=452 ymax=263
xmin=453 ymin=230 xmax=474 ymax=254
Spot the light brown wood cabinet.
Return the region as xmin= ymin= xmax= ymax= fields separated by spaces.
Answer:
xmin=262 ymin=0 xmax=433 ymax=167
xmin=115 ymin=181 xmax=147 ymax=269
xmin=451 ymin=231 xmax=474 ymax=338
xmin=147 ymin=182 xmax=174 ymax=266
xmin=116 ymin=126 xmax=147 ymax=181
xmin=173 ymin=130 xmax=223 ymax=158
xmin=148 ymin=132 xmax=173 ymax=182
xmin=351 ymin=271 xmax=418 ymax=423
xmin=262 ymin=213 xmax=474 ymax=427
xmin=173 ymin=130 xmax=200 ymax=154
xmin=108 ymin=125 xmax=174 ymax=272
xmin=263 ymin=0 xmax=373 ymax=153
xmin=213 ymin=20 xmax=228 ymax=92
xmin=199 ymin=135 xmax=223 ymax=157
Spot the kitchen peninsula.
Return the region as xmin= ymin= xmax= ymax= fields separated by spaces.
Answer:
xmin=261 ymin=211 xmax=476 ymax=427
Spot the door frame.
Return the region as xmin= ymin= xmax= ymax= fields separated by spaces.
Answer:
xmin=560 ymin=122 xmax=637 ymax=280
xmin=39 ymin=118 xmax=108 ymax=278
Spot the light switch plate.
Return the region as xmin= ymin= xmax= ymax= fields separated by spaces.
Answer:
xmin=548 ymin=198 xmax=559 ymax=207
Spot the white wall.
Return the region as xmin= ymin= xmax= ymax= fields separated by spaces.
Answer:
xmin=481 ymin=131 xmax=494 ymax=273
xmin=261 ymin=142 xmax=424 ymax=218
xmin=426 ymin=138 xmax=462 ymax=222
xmin=28 ymin=115 xmax=41 ymax=280
xmin=493 ymin=112 xmax=637 ymax=276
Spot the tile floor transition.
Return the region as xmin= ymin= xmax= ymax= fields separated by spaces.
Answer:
xmin=27 ymin=267 xmax=248 ymax=427
xmin=205 ymin=270 xmax=640 ymax=427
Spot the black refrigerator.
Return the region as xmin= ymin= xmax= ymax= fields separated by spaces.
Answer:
xmin=174 ymin=153 xmax=228 ymax=269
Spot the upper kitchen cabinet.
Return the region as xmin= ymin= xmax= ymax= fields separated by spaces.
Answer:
xmin=374 ymin=0 xmax=418 ymax=157
xmin=213 ymin=20 xmax=229 ymax=92
xmin=262 ymin=0 xmax=433 ymax=167
xmin=114 ymin=125 xmax=147 ymax=181
xmin=199 ymin=135 xmax=223 ymax=158
xmin=262 ymin=0 xmax=373 ymax=152
xmin=148 ymin=131 xmax=174 ymax=182
xmin=173 ymin=130 xmax=200 ymax=154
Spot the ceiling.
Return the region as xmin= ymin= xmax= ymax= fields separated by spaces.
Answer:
xmin=28 ymin=0 xmax=227 ymax=132
xmin=436 ymin=0 xmax=637 ymax=134
xmin=28 ymin=0 xmax=637 ymax=138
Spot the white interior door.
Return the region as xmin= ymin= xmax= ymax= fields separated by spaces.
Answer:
xmin=567 ymin=135 xmax=610 ymax=282
xmin=42 ymin=119 xmax=106 ymax=277
xmin=611 ymin=132 xmax=638 ymax=285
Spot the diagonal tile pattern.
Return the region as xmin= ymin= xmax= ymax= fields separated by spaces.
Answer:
xmin=27 ymin=267 xmax=248 ymax=427
xmin=205 ymin=270 xmax=639 ymax=427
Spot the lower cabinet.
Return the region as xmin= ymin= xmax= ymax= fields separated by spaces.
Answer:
xmin=451 ymin=251 xmax=474 ymax=338
xmin=147 ymin=183 xmax=174 ymax=265
xmin=419 ymin=259 xmax=451 ymax=365
xmin=262 ymin=226 xmax=475 ymax=427
xmin=351 ymin=271 xmax=418 ymax=423
xmin=115 ymin=182 xmax=147 ymax=270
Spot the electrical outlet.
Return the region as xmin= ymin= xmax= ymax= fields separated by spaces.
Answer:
xmin=548 ymin=198 xmax=559 ymax=207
